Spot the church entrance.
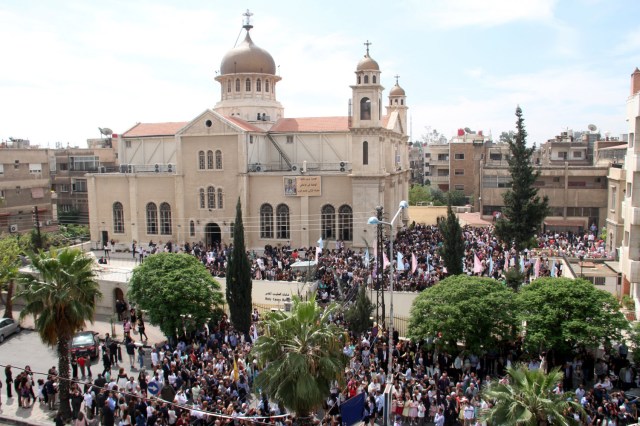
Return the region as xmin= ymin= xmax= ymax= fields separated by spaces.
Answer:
xmin=204 ymin=222 xmax=221 ymax=249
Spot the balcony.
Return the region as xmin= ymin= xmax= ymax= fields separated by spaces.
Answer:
xmin=248 ymin=162 xmax=352 ymax=173
xmin=429 ymin=175 xmax=450 ymax=183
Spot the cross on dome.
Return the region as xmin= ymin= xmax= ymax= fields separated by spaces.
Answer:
xmin=394 ymin=74 xmax=400 ymax=85
xmin=364 ymin=40 xmax=372 ymax=55
xmin=242 ymin=9 xmax=254 ymax=30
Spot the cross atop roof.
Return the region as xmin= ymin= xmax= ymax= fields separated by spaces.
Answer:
xmin=364 ymin=40 xmax=372 ymax=55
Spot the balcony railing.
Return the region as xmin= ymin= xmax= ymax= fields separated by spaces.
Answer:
xmin=248 ymin=162 xmax=352 ymax=173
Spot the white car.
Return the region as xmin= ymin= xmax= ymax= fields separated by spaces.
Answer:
xmin=0 ymin=317 xmax=21 ymax=343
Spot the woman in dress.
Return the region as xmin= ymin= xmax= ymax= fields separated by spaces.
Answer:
xmin=409 ymin=394 xmax=419 ymax=425
xmin=402 ymin=393 xmax=411 ymax=423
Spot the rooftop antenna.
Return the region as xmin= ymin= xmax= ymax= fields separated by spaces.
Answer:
xmin=364 ymin=40 xmax=372 ymax=55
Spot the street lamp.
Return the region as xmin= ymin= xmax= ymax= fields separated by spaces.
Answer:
xmin=368 ymin=200 xmax=408 ymax=379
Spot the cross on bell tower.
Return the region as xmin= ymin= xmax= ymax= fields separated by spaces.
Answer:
xmin=242 ymin=9 xmax=254 ymax=30
xmin=394 ymin=74 xmax=400 ymax=85
xmin=364 ymin=40 xmax=372 ymax=55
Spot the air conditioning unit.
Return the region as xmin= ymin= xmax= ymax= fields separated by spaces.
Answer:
xmin=290 ymin=164 xmax=299 ymax=172
xmin=254 ymin=164 xmax=266 ymax=172
xmin=99 ymin=166 xmax=106 ymax=173
xmin=9 ymin=224 xmax=18 ymax=233
xmin=120 ymin=164 xmax=129 ymax=173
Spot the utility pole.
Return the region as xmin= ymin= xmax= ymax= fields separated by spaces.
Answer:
xmin=375 ymin=206 xmax=385 ymax=326
xmin=33 ymin=205 xmax=42 ymax=250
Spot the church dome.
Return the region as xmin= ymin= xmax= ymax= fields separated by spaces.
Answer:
xmin=356 ymin=54 xmax=380 ymax=71
xmin=220 ymin=32 xmax=276 ymax=75
xmin=389 ymin=83 xmax=405 ymax=96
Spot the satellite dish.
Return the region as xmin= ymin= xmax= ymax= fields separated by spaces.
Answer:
xmin=464 ymin=127 xmax=472 ymax=134
xmin=588 ymin=124 xmax=597 ymax=132
xmin=98 ymin=127 xmax=113 ymax=136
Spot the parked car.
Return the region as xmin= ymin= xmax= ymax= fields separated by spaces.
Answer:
xmin=0 ymin=318 xmax=20 ymax=343
xmin=70 ymin=331 xmax=100 ymax=359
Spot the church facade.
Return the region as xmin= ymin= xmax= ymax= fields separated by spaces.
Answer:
xmin=87 ymin=17 xmax=410 ymax=250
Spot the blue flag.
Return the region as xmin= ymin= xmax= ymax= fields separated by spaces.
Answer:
xmin=396 ymin=252 xmax=404 ymax=271
xmin=489 ymin=256 xmax=494 ymax=275
xmin=550 ymin=261 xmax=557 ymax=277
xmin=340 ymin=393 xmax=365 ymax=426
xmin=364 ymin=248 xmax=370 ymax=268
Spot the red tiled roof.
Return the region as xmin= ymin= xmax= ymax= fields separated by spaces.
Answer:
xmin=123 ymin=122 xmax=188 ymax=138
xmin=270 ymin=117 xmax=349 ymax=133
xmin=223 ymin=115 xmax=265 ymax=132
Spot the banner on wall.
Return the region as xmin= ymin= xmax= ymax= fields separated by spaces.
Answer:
xmin=283 ymin=176 xmax=322 ymax=196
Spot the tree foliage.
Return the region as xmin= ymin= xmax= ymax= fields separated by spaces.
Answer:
xmin=517 ymin=277 xmax=628 ymax=353
xmin=16 ymin=248 xmax=101 ymax=419
xmin=409 ymin=275 xmax=517 ymax=353
xmin=129 ymin=253 xmax=223 ymax=339
xmin=439 ymin=202 xmax=464 ymax=276
xmin=409 ymin=184 xmax=431 ymax=206
xmin=0 ymin=235 xmax=23 ymax=318
xmin=495 ymin=107 xmax=549 ymax=254
xmin=344 ymin=285 xmax=374 ymax=335
xmin=226 ymin=198 xmax=253 ymax=335
xmin=481 ymin=365 xmax=584 ymax=426
xmin=251 ymin=296 xmax=348 ymax=422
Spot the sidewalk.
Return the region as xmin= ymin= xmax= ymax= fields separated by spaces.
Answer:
xmin=0 ymin=312 xmax=167 ymax=425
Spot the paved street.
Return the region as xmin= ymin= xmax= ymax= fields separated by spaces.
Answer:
xmin=0 ymin=328 xmax=65 ymax=377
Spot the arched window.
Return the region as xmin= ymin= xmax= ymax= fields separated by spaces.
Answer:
xmin=199 ymin=188 xmax=205 ymax=209
xmin=113 ymin=202 xmax=124 ymax=234
xmin=198 ymin=151 xmax=205 ymax=170
xmin=235 ymin=78 xmax=240 ymax=92
xmin=338 ymin=205 xmax=353 ymax=241
xmin=159 ymin=202 xmax=172 ymax=235
xmin=190 ymin=220 xmax=195 ymax=237
xmin=363 ymin=141 xmax=369 ymax=165
xmin=256 ymin=78 xmax=261 ymax=92
xmin=357 ymin=75 xmax=361 ymax=84
xmin=364 ymin=75 xmax=369 ymax=84
xmin=321 ymin=204 xmax=335 ymax=240
xmin=227 ymin=80 xmax=231 ymax=93
xmin=207 ymin=186 xmax=215 ymax=209
xmin=217 ymin=188 xmax=223 ymax=209
xmin=260 ymin=204 xmax=273 ymax=238
xmin=146 ymin=202 xmax=158 ymax=235
xmin=276 ymin=204 xmax=290 ymax=239
xmin=373 ymin=75 xmax=377 ymax=84
xmin=215 ymin=150 xmax=222 ymax=169
xmin=245 ymin=78 xmax=251 ymax=91
xmin=207 ymin=150 xmax=214 ymax=169
xmin=401 ymin=99 xmax=404 ymax=105
xmin=360 ymin=97 xmax=371 ymax=120
xmin=265 ymin=79 xmax=270 ymax=92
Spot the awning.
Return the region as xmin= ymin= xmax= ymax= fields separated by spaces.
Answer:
xmin=543 ymin=219 xmax=585 ymax=227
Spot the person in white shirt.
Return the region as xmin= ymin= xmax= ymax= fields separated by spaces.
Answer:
xmin=434 ymin=407 xmax=445 ymax=426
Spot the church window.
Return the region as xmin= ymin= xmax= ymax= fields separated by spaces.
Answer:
xmin=207 ymin=186 xmax=215 ymax=209
xmin=321 ymin=204 xmax=336 ymax=240
xmin=401 ymin=99 xmax=404 ymax=105
xmin=260 ymin=204 xmax=273 ymax=238
xmin=146 ymin=202 xmax=158 ymax=235
xmin=360 ymin=97 xmax=371 ymax=120
xmin=276 ymin=204 xmax=290 ymax=239
xmin=227 ymin=80 xmax=231 ymax=93
xmin=207 ymin=150 xmax=214 ymax=169
xmin=198 ymin=151 xmax=205 ymax=170
xmin=265 ymin=79 xmax=270 ymax=92
xmin=338 ymin=205 xmax=353 ymax=241
xmin=159 ymin=202 xmax=172 ymax=235
xmin=372 ymin=75 xmax=376 ymax=84
xmin=256 ymin=78 xmax=261 ymax=92
xmin=357 ymin=76 xmax=361 ymax=84
xmin=113 ymin=202 xmax=124 ymax=234
xmin=236 ymin=79 xmax=241 ymax=92
xmin=395 ymin=99 xmax=398 ymax=104
xmin=199 ymin=189 xmax=205 ymax=208
xmin=364 ymin=75 xmax=369 ymax=84
xmin=363 ymin=141 xmax=369 ymax=165
xmin=246 ymin=78 xmax=251 ymax=91
xmin=189 ymin=220 xmax=195 ymax=237
xmin=217 ymin=188 xmax=223 ymax=209
xmin=215 ymin=150 xmax=223 ymax=169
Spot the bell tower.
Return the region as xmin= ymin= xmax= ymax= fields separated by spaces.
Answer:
xmin=386 ymin=75 xmax=408 ymax=136
xmin=350 ymin=41 xmax=384 ymax=129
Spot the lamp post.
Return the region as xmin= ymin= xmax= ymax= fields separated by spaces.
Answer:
xmin=368 ymin=200 xmax=408 ymax=379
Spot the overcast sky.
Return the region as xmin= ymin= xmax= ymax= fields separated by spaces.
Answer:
xmin=1 ymin=0 xmax=639 ymax=147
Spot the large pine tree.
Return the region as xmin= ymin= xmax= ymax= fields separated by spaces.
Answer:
xmin=439 ymin=199 xmax=464 ymax=276
xmin=226 ymin=198 xmax=253 ymax=335
xmin=495 ymin=106 xmax=550 ymax=260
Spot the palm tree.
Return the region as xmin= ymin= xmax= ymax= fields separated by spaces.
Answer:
xmin=16 ymin=248 xmax=101 ymax=419
xmin=481 ymin=365 xmax=584 ymax=426
xmin=251 ymin=295 xmax=348 ymax=425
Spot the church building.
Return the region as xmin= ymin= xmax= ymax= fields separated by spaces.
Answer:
xmin=87 ymin=14 xmax=410 ymax=250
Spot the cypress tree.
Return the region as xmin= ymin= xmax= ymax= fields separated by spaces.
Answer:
xmin=440 ymin=199 xmax=464 ymax=276
xmin=495 ymin=106 xmax=550 ymax=265
xmin=226 ymin=197 xmax=253 ymax=335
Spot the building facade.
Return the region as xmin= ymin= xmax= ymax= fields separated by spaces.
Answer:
xmin=87 ymin=18 xmax=410 ymax=250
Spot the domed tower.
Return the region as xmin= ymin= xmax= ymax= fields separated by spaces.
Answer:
xmin=214 ymin=11 xmax=283 ymax=127
xmin=350 ymin=41 xmax=383 ymax=129
xmin=386 ymin=76 xmax=408 ymax=135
